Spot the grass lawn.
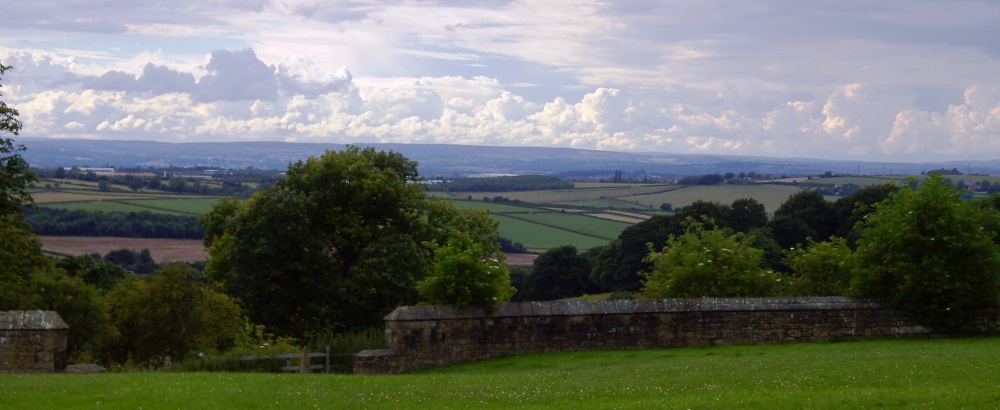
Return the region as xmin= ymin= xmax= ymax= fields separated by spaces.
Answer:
xmin=2 ymin=338 xmax=998 ymax=409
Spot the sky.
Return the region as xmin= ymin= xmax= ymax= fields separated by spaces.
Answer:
xmin=3 ymin=1 xmax=1000 ymax=162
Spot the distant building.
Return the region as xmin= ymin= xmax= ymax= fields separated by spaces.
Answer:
xmin=77 ymin=167 xmax=115 ymax=174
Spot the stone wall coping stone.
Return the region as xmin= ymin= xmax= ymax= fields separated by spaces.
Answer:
xmin=0 ymin=311 xmax=69 ymax=330
xmin=384 ymin=297 xmax=878 ymax=321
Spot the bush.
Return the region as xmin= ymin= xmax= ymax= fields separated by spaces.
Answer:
xmin=641 ymin=219 xmax=784 ymax=298
xmin=852 ymin=173 xmax=1000 ymax=329
xmin=784 ymin=237 xmax=854 ymax=296
xmin=106 ymin=264 xmax=244 ymax=363
xmin=417 ymin=232 xmax=515 ymax=312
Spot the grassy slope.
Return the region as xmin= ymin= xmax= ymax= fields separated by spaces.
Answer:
xmin=3 ymin=338 xmax=998 ymax=409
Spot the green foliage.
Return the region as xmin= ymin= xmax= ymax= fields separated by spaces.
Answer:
xmin=0 ymin=63 xmax=36 ymax=216
xmin=591 ymin=200 xmax=735 ymax=293
xmin=418 ymin=230 xmax=515 ymax=312
xmin=106 ymin=264 xmax=244 ymax=363
xmin=641 ymin=220 xmax=782 ymax=298
xmin=24 ymin=207 xmax=205 ymax=239
xmin=768 ymin=190 xmax=834 ymax=249
xmin=26 ymin=265 xmax=117 ymax=362
xmin=852 ymin=173 xmax=1000 ymax=328
xmin=830 ymin=183 xmax=899 ymax=240
xmin=0 ymin=216 xmax=46 ymax=309
xmin=784 ymin=237 xmax=854 ymax=296
xmin=725 ymin=198 xmax=768 ymax=233
xmin=55 ymin=254 xmax=128 ymax=292
xmin=678 ymin=173 xmax=724 ymax=186
xmin=204 ymin=147 xmax=506 ymax=337
xmin=516 ymin=245 xmax=596 ymax=301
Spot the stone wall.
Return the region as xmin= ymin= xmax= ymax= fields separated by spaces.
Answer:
xmin=354 ymin=297 xmax=995 ymax=374
xmin=0 ymin=311 xmax=69 ymax=373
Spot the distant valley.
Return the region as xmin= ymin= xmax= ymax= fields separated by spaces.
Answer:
xmin=20 ymin=138 xmax=1000 ymax=177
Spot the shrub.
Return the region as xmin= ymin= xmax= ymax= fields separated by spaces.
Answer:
xmin=852 ymin=173 xmax=1000 ymax=329
xmin=784 ymin=237 xmax=854 ymax=296
xmin=641 ymin=219 xmax=784 ymax=298
xmin=417 ymin=232 xmax=515 ymax=312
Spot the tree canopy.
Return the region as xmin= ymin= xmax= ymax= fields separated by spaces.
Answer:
xmin=202 ymin=146 xmax=508 ymax=337
xmin=852 ymin=173 xmax=1000 ymax=328
xmin=641 ymin=219 xmax=782 ymax=298
xmin=0 ymin=63 xmax=35 ymax=216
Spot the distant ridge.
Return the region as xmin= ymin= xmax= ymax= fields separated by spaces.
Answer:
xmin=19 ymin=138 xmax=1000 ymax=177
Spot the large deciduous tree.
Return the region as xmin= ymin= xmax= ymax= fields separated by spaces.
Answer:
xmin=518 ymin=245 xmax=596 ymax=301
xmin=852 ymin=173 xmax=1000 ymax=329
xmin=0 ymin=62 xmax=36 ymax=216
xmin=202 ymin=146 xmax=506 ymax=337
xmin=768 ymin=190 xmax=834 ymax=249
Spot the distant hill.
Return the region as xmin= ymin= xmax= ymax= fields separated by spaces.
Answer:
xmin=18 ymin=138 xmax=1000 ymax=177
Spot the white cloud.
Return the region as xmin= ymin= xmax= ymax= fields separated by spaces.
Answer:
xmin=5 ymin=1 xmax=1000 ymax=161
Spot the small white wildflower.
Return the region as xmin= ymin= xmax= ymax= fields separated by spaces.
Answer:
xmin=698 ymin=263 xmax=704 ymax=266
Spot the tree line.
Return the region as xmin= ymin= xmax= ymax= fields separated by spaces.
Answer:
xmin=23 ymin=208 xmax=205 ymax=239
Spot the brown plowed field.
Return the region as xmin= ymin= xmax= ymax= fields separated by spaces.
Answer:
xmin=40 ymin=236 xmax=208 ymax=263
xmin=40 ymin=236 xmax=539 ymax=266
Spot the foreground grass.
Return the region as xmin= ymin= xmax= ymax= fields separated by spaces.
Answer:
xmin=3 ymin=338 xmax=999 ymax=409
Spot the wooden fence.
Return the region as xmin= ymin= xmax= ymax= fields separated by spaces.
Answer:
xmin=230 ymin=346 xmax=352 ymax=373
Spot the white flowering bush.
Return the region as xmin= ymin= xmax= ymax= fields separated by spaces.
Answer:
xmin=417 ymin=230 xmax=515 ymax=312
xmin=641 ymin=219 xmax=784 ymax=298
xmin=852 ymin=173 xmax=1000 ymax=328
xmin=784 ymin=237 xmax=855 ymax=296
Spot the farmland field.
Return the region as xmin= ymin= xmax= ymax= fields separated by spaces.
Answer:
xmin=40 ymin=236 xmax=208 ymax=262
xmin=491 ymin=215 xmax=611 ymax=251
xmin=26 ymin=176 xmax=835 ymax=252
xmin=512 ymin=212 xmax=628 ymax=240
xmin=122 ymin=198 xmax=221 ymax=214
xmin=632 ymin=184 xmax=804 ymax=213
xmin=3 ymin=338 xmax=999 ymax=409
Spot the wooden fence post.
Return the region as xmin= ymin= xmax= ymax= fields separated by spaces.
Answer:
xmin=299 ymin=346 xmax=310 ymax=373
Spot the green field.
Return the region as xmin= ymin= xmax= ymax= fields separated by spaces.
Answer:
xmin=633 ymin=184 xmax=804 ymax=213
xmin=492 ymin=215 xmax=612 ymax=251
xmin=449 ymin=199 xmax=630 ymax=250
xmin=123 ymin=198 xmax=221 ymax=215
xmin=512 ymin=212 xmax=628 ymax=240
xmin=27 ymin=177 xmax=837 ymax=251
xmin=3 ymin=338 xmax=998 ymax=409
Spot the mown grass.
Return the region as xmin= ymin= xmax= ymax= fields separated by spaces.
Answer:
xmin=512 ymin=212 xmax=628 ymax=240
xmin=449 ymin=199 xmax=541 ymax=213
xmin=3 ymin=338 xmax=998 ymax=409
xmin=492 ymin=214 xmax=610 ymax=251
xmin=123 ymin=198 xmax=221 ymax=215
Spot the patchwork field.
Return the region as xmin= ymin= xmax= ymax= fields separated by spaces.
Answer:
xmin=30 ymin=177 xmax=823 ymax=252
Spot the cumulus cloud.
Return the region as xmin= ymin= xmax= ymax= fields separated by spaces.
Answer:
xmin=6 ymin=44 xmax=1000 ymax=162
xmin=195 ymin=49 xmax=279 ymax=102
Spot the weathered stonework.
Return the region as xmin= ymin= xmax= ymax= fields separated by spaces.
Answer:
xmin=0 ymin=311 xmax=69 ymax=373
xmin=354 ymin=297 xmax=996 ymax=374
